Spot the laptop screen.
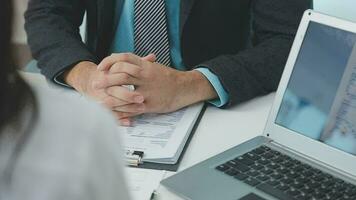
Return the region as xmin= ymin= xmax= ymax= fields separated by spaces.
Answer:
xmin=276 ymin=21 xmax=356 ymax=156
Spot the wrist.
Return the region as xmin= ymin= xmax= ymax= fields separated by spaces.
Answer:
xmin=64 ymin=61 xmax=97 ymax=93
xmin=178 ymin=70 xmax=218 ymax=104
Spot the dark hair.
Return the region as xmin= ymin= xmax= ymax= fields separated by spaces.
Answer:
xmin=0 ymin=0 xmax=36 ymax=133
xmin=0 ymin=0 xmax=37 ymax=184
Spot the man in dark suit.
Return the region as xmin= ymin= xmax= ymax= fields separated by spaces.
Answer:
xmin=25 ymin=0 xmax=311 ymax=125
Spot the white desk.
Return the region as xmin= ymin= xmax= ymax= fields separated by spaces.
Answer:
xmin=21 ymin=72 xmax=275 ymax=200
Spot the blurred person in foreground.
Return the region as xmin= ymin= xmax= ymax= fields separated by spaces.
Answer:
xmin=0 ymin=1 xmax=130 ymax=199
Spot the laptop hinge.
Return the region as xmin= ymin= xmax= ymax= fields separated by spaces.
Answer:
xmin=269 ymin=140 xmax=356 ymax=182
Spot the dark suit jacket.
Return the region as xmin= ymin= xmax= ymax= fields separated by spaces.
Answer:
xmin=25 ymin=0 xmax=311 ymax=107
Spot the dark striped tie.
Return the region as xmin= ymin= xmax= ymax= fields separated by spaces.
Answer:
xmin=134 ymin=0 xmax=171 ymax=66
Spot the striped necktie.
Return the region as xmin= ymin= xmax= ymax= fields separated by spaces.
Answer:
xmin=134 ymin=0 xmax=171 ymax=66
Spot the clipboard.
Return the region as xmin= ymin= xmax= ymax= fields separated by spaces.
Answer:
xmin=127 ymin=104 xmax=207 ymax=172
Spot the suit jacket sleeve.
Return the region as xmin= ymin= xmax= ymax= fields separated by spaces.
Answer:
xmin=201 ymin=0 xmax=311 ymax=107
xmin=25 ymin=0 xmax=97 ymax=80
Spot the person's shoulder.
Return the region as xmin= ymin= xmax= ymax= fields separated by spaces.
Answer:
xmin=30 ymin=84 xmax=118 ymax=140
xmin=28 ymin=84 xmax=122 ymax=163
xmin=9 ymin=84 xmax=128 ymax=200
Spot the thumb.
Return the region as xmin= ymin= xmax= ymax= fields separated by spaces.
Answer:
xmin=142 ymin=54 xmax=156 ymax=63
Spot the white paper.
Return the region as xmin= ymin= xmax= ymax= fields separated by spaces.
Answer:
xmin=119 ymin=103 xmax=204 ymax=163
xmin=125 ymin=168 xmax=166 ymax=200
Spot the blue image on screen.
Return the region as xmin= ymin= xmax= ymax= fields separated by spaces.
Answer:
xmin=276 ymin=21 xmax=356 ymax=155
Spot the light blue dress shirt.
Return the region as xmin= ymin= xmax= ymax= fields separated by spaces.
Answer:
xmin=111 ymin=0 xmax=229 ymax=107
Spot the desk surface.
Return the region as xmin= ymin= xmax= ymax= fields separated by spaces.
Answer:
xmin=21 ymin=72 xmax=275 ymax=200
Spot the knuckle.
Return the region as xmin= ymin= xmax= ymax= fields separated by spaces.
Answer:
xmin=131 ymin=67 xmax=141 ymax=77
xmin=121 ymin=62 xmax=130 ymax=71
xmin=105 ymin=87 xmax=114 ymax=95
xmin=120 ymin=73 xmax=130 ymax=82
xmin=103 ymin=97 xmax=116 ymax=108
xmin=101 ymin=57 xmax=110 ymax=64
xmin=115 ymin=112 xmax=127 ymax=120
xmin=129 ymin=93 xmax=138 ymax=101
xmin=101 ymin=77 xmax=109 ymax=86
xmin=110 ymin=63 xmax=121 ymax=73
xmin=117 ymin=112 xmax=125 ymax=118
xmin=120 ymin=53 xmax=131 ymax=61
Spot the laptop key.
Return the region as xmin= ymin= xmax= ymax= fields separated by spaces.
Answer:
xmin=312 ymin=192 xmax=326 ymax=199
xmin=225 ymin=169 xmax=239 ymax=176
xmin=281 ymin=177 xmax=293 ymax=185
xmin=226 ymin=160 xmax=238 ymax=167
xmin=257 ymin=183 xmax=297 ymax=200
xmin=313 ymin=174 xmax=325 ymax=182
xmin=235 ymin=157 xmax=255 ymax=166
xmin=295 ymin=195 xmax=309 ymax=200
xmin=266 ymin=180 xmax=279 ymax=187
xmin=286 ymin=171 xmax=299 ymax=179
xmin=244 ymin=178 xmax=261 ymax=187
xmin=245 ymin=153 xmax=261 ymax=161
xmin=302 ymin=170 xmax=314 ymax=177
xmin=271 ymin=150 xmax=281 ymax=156
xmin=260 ymin=146 xmax=271 ymax=151
xmin=317 ymin=186 xmax=330 ymax=194
xmin=276 ymin=167 xmax=289 ymax=174
xmin=344 ymin=189 xmax=356 ymax=197
xmin=270 ymin=173 xmax=283 ymax=180
xmin=262 ymin=152 xmax=274 ymax=159
xmin=246 ymin=170 xmax=261 ymax=177
xmin=307 ymin=181 xmax=320 ymax=189
xmin=296 ymin=177 xmax=310 ymax=184
xmin=312 ymin=168 xmax=322 ymax=174
xmin=322 ymin=180 xmax=334 ymax=187
xmin=283 ymin=161 xmax=294 ymax=168
xmin=256 ymin=175 xmax=270 ymax=182
xmin=251 ymin=163 xmax=264 ymax=170
xmin=252 ymin=148 xmax=265 ymax=155
xmin=232 ymin=162 xmax=250 ymax=172
xmin=257 ymin=158 xmax=270 ymax=165
xmin=261 ymin=168 xmax=273 ymax=175
xmin=334 ymin=184 xmax=346 ymax=192
xmin=215 ymin=164 xmax=229 ymax=172
xmin=300 ymin=186 xmax=314 ymax=194
xmin=286 ymin=188 xmax=301 ymax=197
xmin=276 ymin=184 xmax=289 ymax=191
xmin=290 ymin=182 xmax=303 ymax=189
xmin=293 ymin=166 xmax=304 ymax=172
xmin=234 ymin=173 xmax=248 ymax=181
xmin=272 ymin=157 xmax=284 ymax=163
xmin=266 ymin=163 xmax=279 ymax=169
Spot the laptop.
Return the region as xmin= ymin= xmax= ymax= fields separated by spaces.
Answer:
xmin=161 ymin=10 xmax=356 ymax=200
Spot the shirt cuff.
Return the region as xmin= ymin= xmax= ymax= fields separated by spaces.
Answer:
xmin=54 ymin=71 xmax=73 ymax=88
xmin=195 ymin=68 xmax=229 ymax=107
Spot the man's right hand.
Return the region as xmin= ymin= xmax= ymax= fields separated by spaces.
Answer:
xmin=63 ymin=61 xmax=145 ymax=126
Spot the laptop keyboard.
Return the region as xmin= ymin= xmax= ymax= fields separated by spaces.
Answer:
xmin=215 ymin=146 xmax=356 ymax=200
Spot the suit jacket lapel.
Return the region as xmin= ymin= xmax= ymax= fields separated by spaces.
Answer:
xmin=179 ymin=0 xmax=196 ymax=37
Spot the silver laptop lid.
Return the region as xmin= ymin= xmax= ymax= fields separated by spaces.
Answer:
xmin=264 ymin=10 xmax=356 ymax=177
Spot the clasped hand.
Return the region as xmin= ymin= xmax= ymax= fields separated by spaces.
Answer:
xmin=93 ymin=53 xmax=197 ymax=126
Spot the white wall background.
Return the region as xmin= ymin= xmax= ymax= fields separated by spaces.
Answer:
xmin=12 ymin=0 xmax=356 ymax=44
xmin=314 ymin=0 xmax=356 ymax=22
xmin=12 ymin=0 xmax=86 ymax=44
xmin=13 ymin=0 xmax=28 ymax=44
